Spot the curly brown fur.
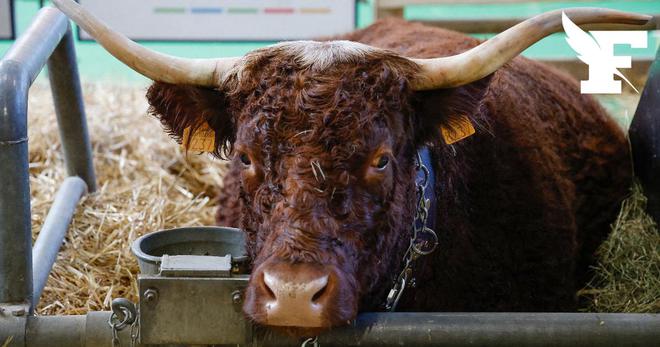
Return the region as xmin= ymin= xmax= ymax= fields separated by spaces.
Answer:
xmin=226 ymin=46 xmax=421 ymax=325
xmin=147 ymin=18 xmax=632 ymax=332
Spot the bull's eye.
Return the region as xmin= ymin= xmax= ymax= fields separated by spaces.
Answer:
xmin=371 ymin=155 xmax=390 ymax=170
xmin=239 ymin=153 xmax=252 ymax=166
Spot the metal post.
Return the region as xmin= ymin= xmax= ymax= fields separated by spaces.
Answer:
xmin=32 ymin=177 xmax=87 ymax=305
xmin=0 ymin=61 xmax=32 ymax=307
xmin=0 ymin=8 xmax=70 ymax=308
xmin=47 ymin=26 xmax=97 ymax=192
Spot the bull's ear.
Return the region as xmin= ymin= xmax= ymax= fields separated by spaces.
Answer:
xmin=412 ymin=75 xmax=493 ymax=146
xmin=146 ymin=82 xmax=235 ymax=159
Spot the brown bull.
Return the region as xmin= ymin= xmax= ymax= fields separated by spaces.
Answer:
xmin=54 ymin=0 xmax=645 ymax=337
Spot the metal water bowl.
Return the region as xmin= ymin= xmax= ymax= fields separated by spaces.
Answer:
xmin=130 ymin=226 xmax=252 ymax=345
xmin=130 ymin=226 xmax=248 ymax=275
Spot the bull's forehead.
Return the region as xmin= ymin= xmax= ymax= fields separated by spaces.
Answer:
xmin=236 ymin=109 xmax=392 ymax=162
xmin=229 ymin=40 xmax=417 ymax=170
xmin=227 ymin=40 xmax=417 ymax=85
xmin=266 ymin=40 xmax=380 ymax=71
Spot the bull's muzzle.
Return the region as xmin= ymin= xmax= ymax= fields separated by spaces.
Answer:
xmin=249 ymin=262 xmax=335 ymax=327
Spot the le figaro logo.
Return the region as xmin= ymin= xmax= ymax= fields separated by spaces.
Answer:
xmin=562 ymin=12 xmax=648 ymax=94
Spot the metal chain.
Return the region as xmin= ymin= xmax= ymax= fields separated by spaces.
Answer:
xmin=301 ymin=336 xmax=319 ymax=347
xmin=384 ymin=152 xmax=438 ymax=311
xmin=130 ymin=316 xmax=140 ymax=347
xmin=109 ymin=298 xmax=139 ymax=347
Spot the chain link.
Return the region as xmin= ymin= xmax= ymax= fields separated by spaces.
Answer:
xmin=384 ymin=152 xmax=438 ymax=311
xmin=130 ymin=317 xmax=140 ymax=347
xmin=109 ymin=298 xmax=139 ymax=347
xmin=301 ymin=336 xmax=319 ymax=347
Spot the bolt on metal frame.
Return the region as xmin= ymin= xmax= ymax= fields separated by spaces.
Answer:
xmin=0 ymin=5 xmax=659 ymax=347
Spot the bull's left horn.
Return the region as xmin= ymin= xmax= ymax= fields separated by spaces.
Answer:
xmin=410 ymin=8 xmax=651 ymax=90
xmin=52 ymin=0 xmax=239 ymax=86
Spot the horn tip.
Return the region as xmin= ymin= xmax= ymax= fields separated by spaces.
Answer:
xmin=636 ymin=14 xmax=653 ymax=23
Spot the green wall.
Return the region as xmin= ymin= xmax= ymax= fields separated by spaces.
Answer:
xmin=1 ymin=0 xmax=658 ymax=84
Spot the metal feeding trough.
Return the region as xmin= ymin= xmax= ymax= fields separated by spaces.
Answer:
xmin=131 ymin=226 xmax=248 ymax=275
xmin=131 ymin=227 xmax=252 ymax=345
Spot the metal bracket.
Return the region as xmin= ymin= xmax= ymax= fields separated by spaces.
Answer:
xmin=159 ymin=254 xmax=232 ymax=277
xmin=138 ymin=274 xmax=250 ymax=345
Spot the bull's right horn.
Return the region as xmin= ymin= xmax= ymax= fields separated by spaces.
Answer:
xmin=52 ymin=0 xmax=239 ymax=86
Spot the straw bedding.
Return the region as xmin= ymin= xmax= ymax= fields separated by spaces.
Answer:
xmin=26 ymin=83 xmax=658 ymax=315
xmin=29 ymin=83 xmax=226 ymax=315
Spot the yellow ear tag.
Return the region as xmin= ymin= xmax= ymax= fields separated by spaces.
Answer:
xmin=440 ymin=115 xmax=475 ymax=144
xmin=181 ymin=122 xmax=216 ymax=153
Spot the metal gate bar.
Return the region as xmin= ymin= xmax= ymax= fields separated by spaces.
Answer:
xmin=0 ymin=7 xmax=95 ymax=311
xmin=276 ymin=312 xmax=660 ymax=347
xmin=32 ymin=176 xmax=87 ymax=305
xmin=47 ymin=23 xmax=96 ymax=192
xmin=1 ymin=312 xmax=659 ymax=347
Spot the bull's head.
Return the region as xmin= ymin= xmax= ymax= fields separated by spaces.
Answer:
xmin=53 ymin=0 xmax=648 ymax=336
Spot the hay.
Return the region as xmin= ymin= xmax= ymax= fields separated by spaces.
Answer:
xmin=580 ymin=183 xmax=660 ymax=313
xmin=28 ymin=83 xmax=227 ymax=315
xmin=25 ymin=83 xmax=658 ymax=315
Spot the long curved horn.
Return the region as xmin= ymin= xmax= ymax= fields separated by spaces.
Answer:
xmin=52 ymin=0 xmax=239 ymax=86
xmin=411 ymin=8 xmax=651 ymax=90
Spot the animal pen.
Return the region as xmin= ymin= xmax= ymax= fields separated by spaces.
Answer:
xmin=1 ymin=3 xmax=660 ymax=347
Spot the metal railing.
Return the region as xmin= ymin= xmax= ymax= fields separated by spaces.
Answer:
xmin=0 ymin=7 xmax=95 ymax=313
xmin=1 ymin=312 xmax=659 ymax=346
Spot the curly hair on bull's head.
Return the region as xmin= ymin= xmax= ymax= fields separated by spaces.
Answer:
xmin=226 ymin=44 xmax=422 ymax=328
xmin=53 ymin=0 xmax=645 ymax=337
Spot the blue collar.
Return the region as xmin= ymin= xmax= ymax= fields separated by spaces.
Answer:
xmin=416 ymin=147 xmax=436 ymax=230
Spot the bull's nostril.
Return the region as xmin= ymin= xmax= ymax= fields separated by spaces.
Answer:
xmin=310 ymin=274 xmax=330 ymax=304
xmin=261 ymin=272 xmax=277 ymax=300
xmin=311 ymin=284 xmax=327 ymax=303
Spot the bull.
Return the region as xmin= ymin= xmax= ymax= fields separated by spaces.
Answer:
xmin=53 ymin=0 xmax=645 ymax=337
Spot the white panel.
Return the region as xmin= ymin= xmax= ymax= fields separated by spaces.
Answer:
xmin=0 ymin=0 xmax=13 ymax=39
xmin=79 ymin=0 xmax=355 ymax=41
